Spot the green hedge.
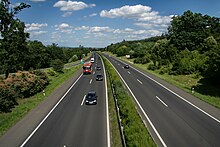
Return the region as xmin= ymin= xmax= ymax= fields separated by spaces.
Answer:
xmin=102 ymin=54 xmax=156 ymax=147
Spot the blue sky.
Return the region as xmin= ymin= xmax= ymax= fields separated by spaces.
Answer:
xmin=12 ymin=0 xmax=220 ymax=47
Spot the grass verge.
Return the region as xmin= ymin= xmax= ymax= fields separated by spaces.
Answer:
xmin=101 ymin=53 xmax=156 ymax=147
xmin=0 ymin=65 xmax=81 ymax=137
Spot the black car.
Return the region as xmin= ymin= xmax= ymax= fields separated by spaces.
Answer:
xmin=96 ymin=66 xmax=101 ymax=70
xmin=85 ymin=91 xmax=97 ymax=105
xmin=124 ymin=64 xmax=129 ymax=69
xmin=96 ymin=74 xmax=103 ymax=81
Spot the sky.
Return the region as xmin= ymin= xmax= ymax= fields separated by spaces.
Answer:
xmin=10 ymin=0 xmax=220 ymax=48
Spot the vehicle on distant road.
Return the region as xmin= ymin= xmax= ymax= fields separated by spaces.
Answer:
xmin=85 ymin=91 xmax=97 ymax=105
xmin=96 ymin=74 xmax=103 ymax=81
xmin=91 ymin=57 xmax=95 ymax=63
xmin=96 ymin=66 xmax=101 ymax=70
xmin=83 ymin=62 xmax=92 ymax=74
xmin=124 ymin=64 xmax=129 ymax=69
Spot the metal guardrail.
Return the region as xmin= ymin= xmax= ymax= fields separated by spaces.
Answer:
xmin=108 ymin=71 xmax=126 ymax=147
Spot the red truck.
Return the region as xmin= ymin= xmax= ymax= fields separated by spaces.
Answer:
xmin=83 ymin=62 xmax=92 ymax=74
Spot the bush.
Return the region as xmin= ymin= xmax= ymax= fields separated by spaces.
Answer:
xmin=148 ymin=64 xmax=157 ymax=71
xmin=0 ymin=71 xmax=49 ymax=112
xmin=0 ymin=84 xmax=18 ymax=112
xmin=134 ymin=56 xmax=150 ymax=64
xmin=51 ymin=59 xmax=64 ymax=73
xmin=68 ymin=55 xmax=78 ymax=62
xmin=47 ymin=69 xmax=57 ymax=76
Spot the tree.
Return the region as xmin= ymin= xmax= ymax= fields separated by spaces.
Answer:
xmin=150 ymin=39 xmax=177 ymax=67
xmin=51 ymin=59 xmax=64 ymax=73
xmin=204 ymin=46 xmax=220 ymax=84
xmin=24 ymin=40 xmax=50 ymax=70
xmin=0 ymin=0 xmax=30 ymax=78
xmin=201 ymin=36 xmax=218 ymax=53
xmin=168 ymin=10 xmax=209 ymax=51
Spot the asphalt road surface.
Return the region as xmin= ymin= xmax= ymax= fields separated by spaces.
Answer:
xmin=103 ymin=53 xmax=220 ymax=147
xmin=22 ymin=54 xmax=109 ymax=147
xmin=0 ymin=53 xmax=109 ymax=147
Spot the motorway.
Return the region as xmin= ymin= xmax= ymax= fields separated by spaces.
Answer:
xmin=103 ymin=53 xmax=220 ymax=147
xmin=0 ymin=53 xmax=109 ymax=147
xmin=21 ymin=54 xmax=109 ymax=147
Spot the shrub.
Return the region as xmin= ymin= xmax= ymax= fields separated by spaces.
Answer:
xmin=68 ymin=55 xmax=78 ymax=62
xmin=51 ymin=59 xmax=64 ymax=73
xmin=47 ymin=69 xmax=57 ymax=76
xmin=0 ymin=84 xmax=18 ymax=112
xmin=148 ymin=64 xmax=157 ymax=71
xmin=0 ymin=70 xmax=49 ymax=112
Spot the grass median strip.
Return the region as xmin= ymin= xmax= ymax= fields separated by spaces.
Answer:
xmin=101 ymin=53 xmax=156 ymax=147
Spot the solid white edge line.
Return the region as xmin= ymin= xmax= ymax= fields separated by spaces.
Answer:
xmin=112 ymin=56 xmax=220 ymax=124
xmin=156 ymin=96 xmax=168 ymax=107
xmin=137 ymin=79 xmax=143 ymax=84
xmin=20 ymin=74 xmax=83 ymax=147
xmin=107 ymin=57 xmax=167 ymax=147
xmin=100 ymin=54 xmax=111 ymax=147
xmin=81 ymin=95 xmax=86 ymax=106
xmin=130 ymin=65 xmax=220 ymax=124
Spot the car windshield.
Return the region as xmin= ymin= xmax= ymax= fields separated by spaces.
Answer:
xmin=97 ymin=74 xmax=102 ymax=77
xmin=87 ymin=92 xmax=96 ymax=99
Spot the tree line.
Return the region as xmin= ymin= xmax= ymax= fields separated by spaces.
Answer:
xmin=105 ymin=10 xmax=220 ymax=85
xmin=0 ymin=0 xmax=90 ymax=78
xmin=0 ymin=0 xmax=90 ymax=112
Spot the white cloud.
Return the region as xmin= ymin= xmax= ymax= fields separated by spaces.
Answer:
xmin=25 ymin=23 xmax=48 ymax=31
xmin=53 ymin=1 xmax=95 ymax=11
xmin=55 ymin=23 xmax=73 ymax=34
xmin=56 ymin=23 xmax=70 ymax=29
xmin=89 ymin=13 xmax=97 ymax=17
xmin=75 ymin=26 xmax=90 ymax=31
xmin=88 ymin=26 xmax=113 ymax=33
xmin=75 ymin=26 xmax=113 ymax=33
xmin=62 ymin=12 xmax=73 ymax=17
xmin=31 ymin=31 xmax=47 ymax=36
xmin=100 ymin=5 xmax=152 ymax=19
xmin=113 ymin=28 xmax=134 ymax=34
xmin=100 ymin=4 xmax=172 ymax=30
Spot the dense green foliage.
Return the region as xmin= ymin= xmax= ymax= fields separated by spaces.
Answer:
xmin=0 ymin=40 xmax=90 ymax=74
xmin=0 ymin=0 xmax=90 ymax=113
xmin=102 ymin=54 xmax=156 ymax=147
xmin=0 ymin=70 xmax=49 ymax=112
xmin=51 ymin=59 xmax=64 ymax=73
xmin=106 ymin=10 xmax=220 ymax=85
xmin=0 ymin=0 xmax=90 ymax=76
xmin=0 ymin=0 xmax=30 ymax=78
